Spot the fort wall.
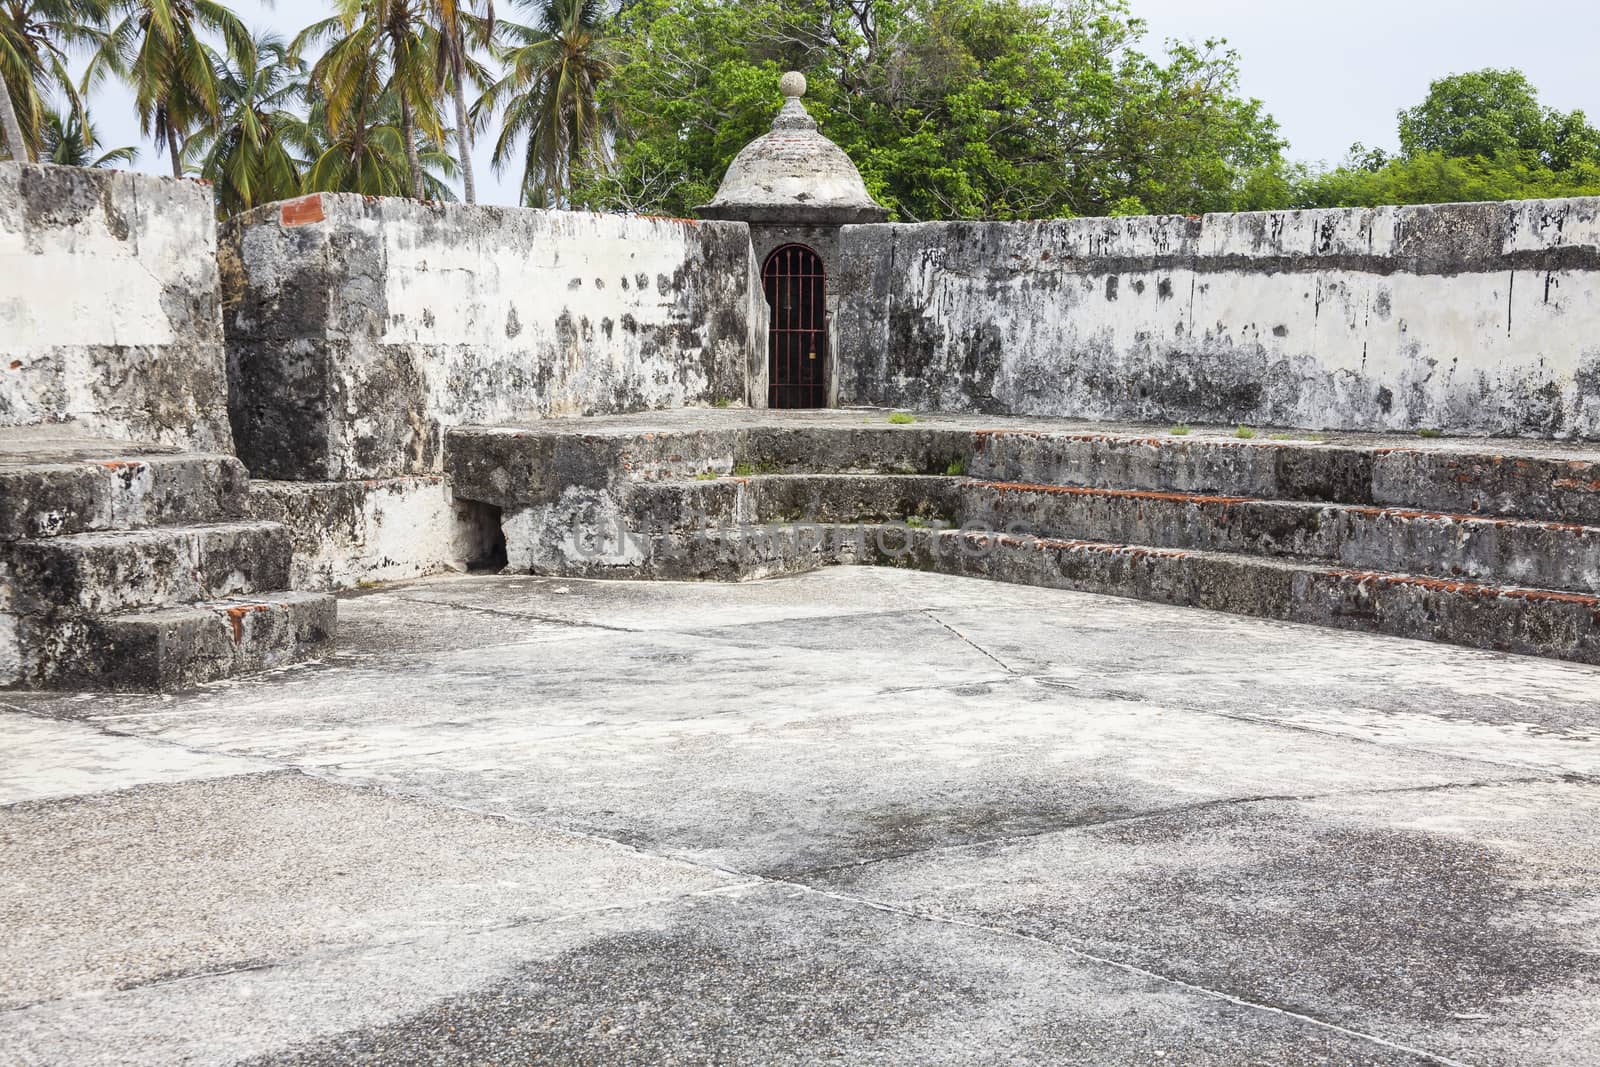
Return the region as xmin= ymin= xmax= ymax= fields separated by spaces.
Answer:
xmin=0 ymin=163 xmax=231 ymax=450
xmin=836 ymin=200 xmax=1600 ymax=438
xmin=222 ymin=194 xmax=764 ymax=481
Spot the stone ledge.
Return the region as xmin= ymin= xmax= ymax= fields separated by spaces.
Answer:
xmin=247 ymin=477 xmax=500 ymax=591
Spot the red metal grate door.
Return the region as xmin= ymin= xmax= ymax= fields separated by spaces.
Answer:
xmin=763 ymin=245 xmax=828 ymax=408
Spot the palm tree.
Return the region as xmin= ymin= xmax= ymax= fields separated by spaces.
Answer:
xmin=297 ymin=0 xmax=444 ymax=200
xmin=91 ymin=0 xmax=254 ymax=176
xmin=41 ymin=103 xmax=134 ymax=165
xmin=1 ymin=0 xmax=111 ymax=161
xmin=428 ymin=0 xmax=492 ymax=203
xmin=298 ymin=90 xmax=458 ymax=200
xmin=183 ymin=32 xmax=304 ymax=214
xmin=475 ymin=0 xmax=615 ymax=206
xmin=0 ymin=64 xmax=22 ymax=157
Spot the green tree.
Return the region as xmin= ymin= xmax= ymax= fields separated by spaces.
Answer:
xmin=92 ymin=0 xmax=254 ymax=176
xmin=1292 ymin=150 xmax=1600 ymax=209
xmin=182 ymin=32 xmax=305 ymax=215
xmin=476 ymin=0 xmax=616 ymax=206
xmin=1397 ymin=68 xmax=1600 ymax=169
xmin=41 ymin=103 xmax=134 ymax=164
xmin=1 ymin=0 xmax=110 ymax=161
xmin=1294 ymin=69 xmax=1600 ymax=208
xmin=297 ymin=0 xmax=443 ymax=199
xmin=575 ymin=0 xmax=1283 ymax=221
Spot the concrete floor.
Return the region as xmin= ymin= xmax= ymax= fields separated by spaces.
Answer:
xmin=3 ymin=569 xmax=1599 ymax=1065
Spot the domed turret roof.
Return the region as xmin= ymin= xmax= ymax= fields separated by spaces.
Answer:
xmin=698 ymin=72 xmax=888 ymax=225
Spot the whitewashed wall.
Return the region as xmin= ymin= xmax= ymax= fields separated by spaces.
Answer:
xmin=0 ymin=163 xmax=230 ymax=450
xmin=247 ymin=477 xmax=498 ymax=590
xmin=837 ymin=199 xmax=1600 ymax=437
xmin=224 ymin=195 xmax=764 ymax=479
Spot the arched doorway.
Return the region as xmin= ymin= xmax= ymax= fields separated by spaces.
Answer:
xmin=762 ymin=244 xmax=827 ymax=408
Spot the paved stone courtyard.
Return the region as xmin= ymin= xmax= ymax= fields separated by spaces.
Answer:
xmin=3 ymin=568 xmax=1598 ymax=1065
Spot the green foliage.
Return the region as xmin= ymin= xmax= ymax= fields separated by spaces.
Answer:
xmin=1168 ymin=423 xmax=1190 ymax=436
xmin=297 ymin=92 xmax=460 ymax=199
xmin=478 ymin=0 xmax=617 ymax=207
xmin=1416 ymin=428 xmax=1443 ymax=439
xmin=296 ymin=0 xmax=446 ymax=200
xmin=22 ymin=0 xmax=1600 ymax=222
xmin=42 ymin=104 xmax=133 ymax=166
xmin=888 ymin=411 xmax=916 ymax=424
xmin=1293 ymin=149 xmax=1600 ymax=209
xmin=433 ymin=0 xmax=493 ymax=203
xmin=1233 ymin=424 xmax=1254 ymax=439
xmin=1 ymin=0 xmax=111 ymax=161
xmin=91 ymin=0 xmax=256 ymax=175
xmin=183 ymin=33 xmax=305 ymax=215
xmin=1398 ymin=69 xmax=1599 ymax=169
xmin=574 ymin=0 xmax=1285 ymax=220
xmin=1292 ymin=68 xmax=1600 ymax=209
xmin=944 ymin=458 xmax=966 ymax=476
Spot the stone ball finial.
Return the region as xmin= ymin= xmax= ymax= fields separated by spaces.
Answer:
xmin=779 ymin=71 xmax=807 ymax=99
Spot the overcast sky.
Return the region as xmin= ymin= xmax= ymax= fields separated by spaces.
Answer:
xmin=68 ymin=0 xmax=1600 ymax=207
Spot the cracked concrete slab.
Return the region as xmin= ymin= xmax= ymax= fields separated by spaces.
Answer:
xmin=320 ymin=690 xmax=1532 ymax=877
xmin=332 ymin=587 xmax=588 ymax=656
xmin=807 ymin=780 xmax=1600 ymax=1064
xmin=5 ymin=567 xmax=1600 ymax=1064
xmin=3 ymin=610 xmax=1011 ymax=767
xmin=377 ymin=567 xmax=1042 ymax=631
xmin=0 ymin=712 xmax=272 ymax=804
xmin=0 ymin=771 xmax=737 ymax=1011
xmin=922 ymin=600 xmax=1600 ymax=774
xmin=1 ymin=884 xmax=1444 ymax=1067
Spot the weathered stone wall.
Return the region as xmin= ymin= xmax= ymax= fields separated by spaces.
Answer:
xmin=223 ymin=194 xmax=765 ymax=480
xmin=0 ymin=163 xmax=231 ymax=451
xmin=247 ymin=477 xmax=500 ymax=590
xmin=836 ymin=199 xmax=1600 ymax=437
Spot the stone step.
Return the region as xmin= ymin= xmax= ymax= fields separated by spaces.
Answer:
xmin=504 ymin=520 xmax=1599 ymax=665
xmin=625 ymin=474 xmax=962 ymax=529
xmin=503 ymin=522 xmax=874 ymax=581
xmin=901 ymin=529 xmax=1600 ymax=667
xmin=736 ymin=426 xmax=972 ymax=478
xmin=961 ymin=482 xmax=1600 ymax=594
xmin=518 ymin=472 xmax=1600 ymax=594
xmin=0 ymin=450 xmax=249 ymax=541
xmin=9 ymin=590 xmax=336 ymax=691
xmin=501 ymin=474 xmax=956 ymax=575
xmin=451 ymin=421 xmax=1600 ymax=524
xmin=968 ymin=430 xmax=1600 ymax=523
xmin=2 ymin=521 xmax=293 ymax=616
xmin=445 ymin=424 xmax=970 ymax=508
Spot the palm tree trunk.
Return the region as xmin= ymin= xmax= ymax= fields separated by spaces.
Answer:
xmin=400 ymin=96 xmax=423 ymax=199
xmin=167 ymin=125 xmax=183 ymax=177
xmin=0 ymin=82 xmax=31 ymax=163
xmin=452 ymin=50 xmax=476 ymax=204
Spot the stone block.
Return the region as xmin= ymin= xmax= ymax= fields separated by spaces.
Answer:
xmin=4 ymin=520 xmax=292 ymax=616
xmin=247 ymin=477 xmax=499 ymax=590
xmin=222 ymin=196 xmax=763 ymax=479
xmin=0 ymin=163 xmax=230 ymax=450
xmin=9 ymin=589 xmax=336 ymax=691
xmin=0 ymin=450 xmax=248 ymax=542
